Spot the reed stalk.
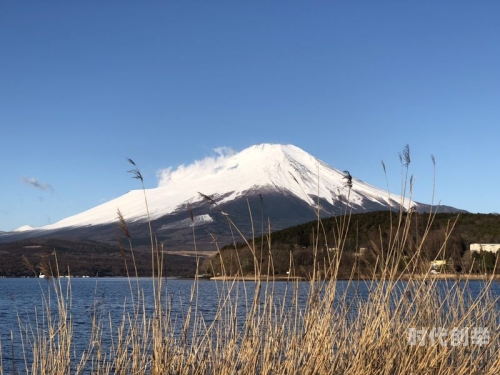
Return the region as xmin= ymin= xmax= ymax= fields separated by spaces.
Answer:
xmin=6 ymin=149 xmax=499 ymax=374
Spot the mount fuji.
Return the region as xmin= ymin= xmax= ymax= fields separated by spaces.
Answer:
xmin=1 ymin=144 xmax=464 ymax=249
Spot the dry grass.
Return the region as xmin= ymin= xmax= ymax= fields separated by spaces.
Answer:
xmin=5 ymin=152 xmax=500 ymax=374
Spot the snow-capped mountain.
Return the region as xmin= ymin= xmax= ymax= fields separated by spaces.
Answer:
xmin=1 ymin=144 xmax=464 ymax=248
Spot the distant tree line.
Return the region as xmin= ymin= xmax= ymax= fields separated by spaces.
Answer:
xmin=204 ymin=212 xmax=500 ymax=278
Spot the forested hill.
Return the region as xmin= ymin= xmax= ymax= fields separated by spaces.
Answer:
xmin=213 ymin=212 xmax=500 ymax=277
xmin=266 ymin=212 xmax=500 ymax=251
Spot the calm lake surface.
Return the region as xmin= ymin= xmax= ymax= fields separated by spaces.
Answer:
xmin=0 ymin=277 xmax=499 ymax=372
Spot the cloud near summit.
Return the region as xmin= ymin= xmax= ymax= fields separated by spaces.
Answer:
xmin=157 ymin=147 xmax=236 ymax=187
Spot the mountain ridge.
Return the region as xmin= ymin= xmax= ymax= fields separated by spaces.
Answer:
xmin=1 ymin=144 xmax=465 ymax=248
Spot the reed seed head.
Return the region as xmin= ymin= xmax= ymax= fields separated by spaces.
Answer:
xmin=127 ymin=158 xmax=143 ymax=182
xmin=198 ymin=192 xmax=217 ymax=205
xmin=188 ymin=203 xmax=194 ymax=222
xmin=117 ymin=209 xmax=131 ymax=239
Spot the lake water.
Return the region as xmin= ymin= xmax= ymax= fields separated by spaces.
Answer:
xmin=0 ymin=277 xmax=498 ymax=373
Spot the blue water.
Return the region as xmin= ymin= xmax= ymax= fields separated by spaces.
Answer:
xmin=0 ymin=277 xmax=309 ymax=373
xmin=0 ymin=277 xmax=498 ymax=373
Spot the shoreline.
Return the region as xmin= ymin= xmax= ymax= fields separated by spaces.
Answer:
xmin=209 ymin=273 xmax=500 ymax=281
xmin=209 ymin=275 xmax=304 ymax=281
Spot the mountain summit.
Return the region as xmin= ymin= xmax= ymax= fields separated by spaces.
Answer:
xmin=1 ymin=144 xmax=463 ymax=248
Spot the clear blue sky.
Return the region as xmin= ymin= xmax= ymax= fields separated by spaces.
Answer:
xmin=1 ymin=1 xmax=500 ymax=231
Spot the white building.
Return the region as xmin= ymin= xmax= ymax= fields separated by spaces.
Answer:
xmin=470 ymin=243 xmax=500 ymax=254
xmin=431 ymin=260 xmax=447 ymax=269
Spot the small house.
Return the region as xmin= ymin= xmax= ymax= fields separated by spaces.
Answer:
xmin=470 ymin=244 xmax=500 ymax=254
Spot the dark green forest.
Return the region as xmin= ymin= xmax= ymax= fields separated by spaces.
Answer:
xmin=204 ymin=212 xmax=500 ymax=278
xmin=2 ymin=212 xmax=500 ymax=278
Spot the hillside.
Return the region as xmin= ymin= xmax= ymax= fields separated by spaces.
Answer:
xmin=0 ymin=238 xmax=198 ymax=278
xmin=204 ymin=211 xmax=500 ymax=278
xmin=2 ymin=212 xmax=498 ymax=278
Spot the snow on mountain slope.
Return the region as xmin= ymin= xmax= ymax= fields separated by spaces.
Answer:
xmin=28 ymin=144 xmax=415 ymax=231
xmin=13 ymin=225 xmax=36 ymax=232
xmin=158 ymin=214 xmax=213 ymax=231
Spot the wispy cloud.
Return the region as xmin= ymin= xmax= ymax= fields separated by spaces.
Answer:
xmin=20 ymin=177 xmax=54 ymax=192
xmin=157 ymin=147 xmax=236 ymax=187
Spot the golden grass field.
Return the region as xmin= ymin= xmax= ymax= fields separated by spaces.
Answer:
xmin=4 ymin=153 xmax=499 ymax=374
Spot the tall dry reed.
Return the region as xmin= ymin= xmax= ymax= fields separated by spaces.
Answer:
xmin=6 ymin=149 xmax=500 ymax=374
